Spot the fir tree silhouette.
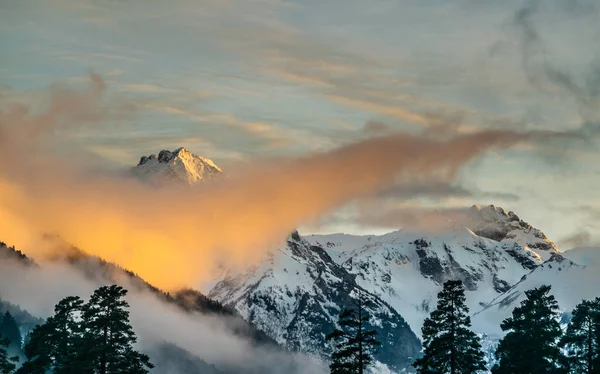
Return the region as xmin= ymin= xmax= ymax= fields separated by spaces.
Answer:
xmin=560 ymin=297 xmax=600 ymax=373
xmin=327 ymin=290 xmax=380 ymax=374
xmin=492 ymin=285 xmax=566 ymax=374
xmin=412 ymin=280 xmax=486 ymax=374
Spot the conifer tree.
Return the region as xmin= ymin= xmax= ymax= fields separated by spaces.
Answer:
xmin=492 ymin=285 xmax=566 ymax=374
xmin=52 ymin=296 xmax=85 ymax=373
xmin=412 ymin=280 xmax=486 ymax=374
xmin=327 ymin=291 xmax=380 ymax=374
xmin=560 ymin=297 xmax=600 ymax=373
xmin=18 ymin=296 xmax=85 ymax=374
xmin=81 ymin=285 xmax=153 ymax=374
xmin=0 ymin=312 xmax=21 ymax=355
xmin=17 ymin=322 xmax=53 ymax=374
xmin=0 ymin=332 xmax=18 ymax=374
xmin=18 ymin=286 xmax=152 ymax=374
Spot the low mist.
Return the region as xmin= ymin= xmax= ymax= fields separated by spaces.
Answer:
xmin=0 ymin=253 xmax=326 ymax=374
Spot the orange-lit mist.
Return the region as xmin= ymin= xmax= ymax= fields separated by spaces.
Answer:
xmin=0 ymin=75 xmax=531 ymax=290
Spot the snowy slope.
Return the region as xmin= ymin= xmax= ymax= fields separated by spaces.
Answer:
xmin=306 ymin=226 xmax=540 ymax=337
xmin=473 ymin=247 xmax=600 ymax=336
xmin=208 ymin=231 xmax=422 ymax=372
xmin=131 ymin=147 xmax=222 ymax=186
xmin=208 ymin=221 xmax=556 ymax=372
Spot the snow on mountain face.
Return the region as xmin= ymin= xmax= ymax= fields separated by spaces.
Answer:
xmin=473 ymin=247 xmax=600 ymax=336
xmin=467 ymin=247 xmax=600 ymax=367
xmin=131 ymin=147 xmax=222 ymax=186
xmin=208 ymin=231 xmax=422 ymax=372
xmin=204 ymin=202 xmax=562 ymax=372
xmin=306 ymin=226 xmax=539 ymax=338
xmin=127 ymin=150 xmax=569 ymax=372
xmin=466 ymin=204 xmax=558 ymax=261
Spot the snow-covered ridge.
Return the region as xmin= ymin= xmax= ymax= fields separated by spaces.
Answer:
xmin=132 ymin=147 xmax=222 ymax=186
xmin=208 ymin=231 xmax=421 ymax=372
xmin=308 ymin=204 xmax=558 ymax=267
xmin=306 ymin=225 xmax=540 ymax=335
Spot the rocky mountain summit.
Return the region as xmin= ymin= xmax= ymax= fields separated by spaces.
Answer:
xmin=132 ymin=147 xmax=222 ymax=186
xmin=466 ymin=204 xmax=558 ymax=261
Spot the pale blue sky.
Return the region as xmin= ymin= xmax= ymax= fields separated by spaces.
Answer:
xmin=1 ymin=0 xmax=599 ymax=246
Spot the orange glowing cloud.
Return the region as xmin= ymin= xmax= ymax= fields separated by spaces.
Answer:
xmin=0 ymin=75 xmax=535 ymax=290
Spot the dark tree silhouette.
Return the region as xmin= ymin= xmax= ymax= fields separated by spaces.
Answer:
xmin=492 ymin=285 xmax=566 ymax=374
xmin=18 ymin=324 xmax=53 ymax=374
xmin=18 ymin=296 xmax=84 ymax=374
xmin=82 ymin=285 xmax=152 ymax=374
xmin=18 ymin=286 xmax=152 ymax=374
xmin=0 ymin=312 xmax=21 ymax=355
xmin=560 ymin=297 xmax=600 ymax=373
xmin=0 ymin=332 xmax=18 ymax=374
xmin=412 ymin=280 xmax=486 ymax=374
xmin=327 ymin=291 xmax=380 ymax=374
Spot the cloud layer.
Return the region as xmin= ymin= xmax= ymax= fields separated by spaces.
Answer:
xmin=0 ymin=75 xmax=541 ymax=290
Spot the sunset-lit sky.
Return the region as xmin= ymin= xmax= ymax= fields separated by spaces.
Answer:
xmin=1 ymin=0 xmax=599 ymax=247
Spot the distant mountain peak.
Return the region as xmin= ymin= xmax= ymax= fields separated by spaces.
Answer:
xmin=466 ymin=204 xmax=559 ymax=259
xmin=469 ymin=204 xmax=519 ymax=222
xmin=132 ymin=147 xmax=222 ymax=186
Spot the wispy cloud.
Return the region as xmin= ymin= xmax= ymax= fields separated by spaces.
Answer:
xmin=2 ymin=0 xmax=600 ymax=243
xmin=50 ymin=51 xmax=142 ymax=63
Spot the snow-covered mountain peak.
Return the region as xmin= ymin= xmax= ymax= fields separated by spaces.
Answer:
xmin=469 ymin=204 xmax=530 ymax=227
xmin=466 ymin=204 xmax=559 ymax=260
xmin=132 ymin=147 xmax=222 ymax=186
xmin=202 ymin=203 xmax=588 ymax=372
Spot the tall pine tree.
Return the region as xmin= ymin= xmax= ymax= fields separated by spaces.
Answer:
xmin=412 ymin=280 xmax=486 ymax=374
xmin=560 ymin=297 xmax=600 ymax=373
xmin=81 ymin=285 xmax=153 ymax=374
xmin=492 ymin=285 xmax=566 ymax=374
xmin=19 ymin=296 xmax=88 ymax=374
xmin=327 ymin=291 xmax=380 ymax=374
xmin=18 ymin=322 xmax=54 ymax=374
xmin=0 ymin=332 xmax=18 ymax=374
xmin=0 ymin=312 xmax=21 ymax=355
xmin=18 ymin=286 xmax=153 ymax=374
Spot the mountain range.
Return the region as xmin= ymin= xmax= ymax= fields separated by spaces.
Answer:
xmin=1 ymin=147 xmax=599 ymax=373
